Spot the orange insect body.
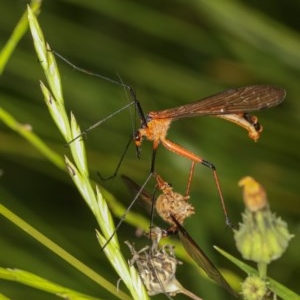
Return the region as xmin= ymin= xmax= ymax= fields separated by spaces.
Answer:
xmin=136 ymin=85 xmax=285 ymax=154
xmin=216 ymin=113 xmax=262 ymax=142
xmin=136 ymin=118 xmax=172 ymax=148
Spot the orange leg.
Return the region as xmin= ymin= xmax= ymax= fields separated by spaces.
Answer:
xmin=161 ymin=138 xmax=231 ymax=226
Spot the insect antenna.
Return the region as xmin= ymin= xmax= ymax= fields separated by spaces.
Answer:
xmin=65 ymin=101 xmax=135 ymax=146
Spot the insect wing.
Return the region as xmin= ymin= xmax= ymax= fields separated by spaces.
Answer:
xmin=149 ymin=85 xmax=285 ymax=120
xmin=171 ymin=216 xmax=238 ymax=298
xmin=121 ymin=174 xmax=154 ymax=215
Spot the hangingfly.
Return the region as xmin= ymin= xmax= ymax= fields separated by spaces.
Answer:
xmin=53 ymin=50 xmax=285 ymax=243
xmin=63 ymin=69 xmax=285 ymax=226
xmin=133 ymin=85 xmax=285 ymax=225
xmin=55 ymin=54 xmax=285 ymax=197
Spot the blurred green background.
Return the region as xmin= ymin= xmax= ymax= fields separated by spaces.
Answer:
xmin=1 ymin=0 xmax=299 ymax=299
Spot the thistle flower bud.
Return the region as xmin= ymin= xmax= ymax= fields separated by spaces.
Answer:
xmin=234 ymin=176 xmax=293 ymax=265
xmin=241 ymin=276 xmax=268 ymax=300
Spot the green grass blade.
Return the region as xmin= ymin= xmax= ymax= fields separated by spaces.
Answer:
xmin=215 ymin=246 xmax=300 ymax=300
xmin=0 ymin=0 xmax=41 ymax=74
xmin=0 ymin=268 xmax=103 ymax=300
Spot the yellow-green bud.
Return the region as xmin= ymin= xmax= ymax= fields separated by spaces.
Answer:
xmin=241 ymin=276 xmax=268 ymax=300
xmin=234 ymin=177 xmax=293 ymax=264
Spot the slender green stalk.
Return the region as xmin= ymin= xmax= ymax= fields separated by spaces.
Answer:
xmin=215 ymin=246 xmax=300 ymax=300
xmin=0 ymin=268 xmax=103 ymax=300
xmin=0 ymin=293 xmax=11 ymax=300
xmin=0 ymin=204 xmax=128 ymax=300
xmin=0 ymin=0 xmax=41 ymax=74
xmin=0 ymin=107 xmax=65 ymax=170
xmin=219 ymin=176 xmax=296 ymax=300
xmin=27 ymin=6 xmax=148 ymax=300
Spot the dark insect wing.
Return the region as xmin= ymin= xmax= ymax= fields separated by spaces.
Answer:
xmin=122 ymin=176 xmax=237 ymax=297
xmin=171 ymin=216 xmax=238 ymax=298
xmin=149 ymin=85 xmax=285 ymax=120
xmin=121 ymin=174 xmax=154 ymax=215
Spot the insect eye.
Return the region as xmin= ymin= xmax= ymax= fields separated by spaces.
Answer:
xmin=134 ymin=131 xmax=142 ymax=147
xmin=146 ymin=115 xmax=152 ymax=123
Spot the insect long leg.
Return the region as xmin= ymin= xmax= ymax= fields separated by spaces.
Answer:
xmin=65 ymin=101 xmax=135 ymax=146
xmin=150 ymin=147 xmax=159 ymax=173
xmin=161 ymin=138 xmax=231 ymax=226
xmin=52 ymin=50 xmax=131 ymax=89
xmin=101 ymin=172 xmax=153 ymax=250
xmin=186 ymin=161 xmax=196 ymax=196
xmin=97 ymin=134 xmax=133 ymax=181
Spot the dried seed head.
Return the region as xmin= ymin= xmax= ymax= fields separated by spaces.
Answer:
xmin=126 ymin=227 xmax=203 ymax=300
xmin=155 ymin=174 xmax=195 ymax=230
